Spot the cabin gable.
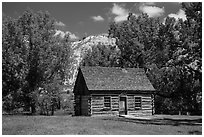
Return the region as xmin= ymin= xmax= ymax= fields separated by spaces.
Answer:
xmin=73 ymin=68 xmax=90 ymax=116
xmin=73 ymin=68 xmax=89 ymax=95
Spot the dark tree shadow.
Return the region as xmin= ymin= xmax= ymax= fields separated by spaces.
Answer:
xmin=102 ymin=116 xmax=202 ymax=126
xmin=188 ymin=130 xmax=202 ymax=135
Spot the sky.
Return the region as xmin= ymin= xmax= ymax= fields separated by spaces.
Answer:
xmin=2 ymin=2 xmax=187 ymax=40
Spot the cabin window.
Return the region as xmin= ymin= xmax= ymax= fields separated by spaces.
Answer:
xmin=104 ymin=96 xmax=111 ymax=110
xmin=135 ymin=97 xmax=142 ymax=110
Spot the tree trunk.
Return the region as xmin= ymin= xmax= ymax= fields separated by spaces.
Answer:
xmin=58 ymin=98 xmax=61 ymax=109
xmin=51 ymin=105 xmax=54 ymax=116
xmin=179 ymin=111 xmax=181 ymax=115
xmin=31 ymin=104 xmax=36 ymax=114
xmin=45 ymin=102 xmax=48 ymax=116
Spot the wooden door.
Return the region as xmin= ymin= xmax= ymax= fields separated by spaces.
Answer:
xmin=119 ymin=97 xmax=127 ymax=115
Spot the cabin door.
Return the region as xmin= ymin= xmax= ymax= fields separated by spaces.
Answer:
xmin=119 ymin=97 xmax=127 ymax=115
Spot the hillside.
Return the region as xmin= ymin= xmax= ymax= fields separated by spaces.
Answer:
xmin=64 ymin=34 xmax=118 ymax=90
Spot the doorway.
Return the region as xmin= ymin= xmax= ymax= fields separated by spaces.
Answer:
xmin=119 ymin=96 xmax=127 ymax=115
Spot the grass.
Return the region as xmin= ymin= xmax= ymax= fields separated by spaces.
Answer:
xmin=2 ymin=115 xmax=202 ymax=135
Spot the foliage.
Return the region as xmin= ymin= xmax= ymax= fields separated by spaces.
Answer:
xmin=2 ymin=9 xmax=71 ymax=114
xmin=59 ymin=93 xmax=74 ymax=115
xmin=109 ymin=13 xmax=161 ymax=68
xmin=82 ymin=42 xmax=120 ymax=67
xmin=108 ymin=2 xmax=202 ymax=115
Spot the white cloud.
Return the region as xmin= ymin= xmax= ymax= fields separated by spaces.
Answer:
xmin=168 ymin=9 xmax=187 ymax=21
xmin=54 ymin=30 xmax=66 ymax=38
xmin=54 ymin=30 xmax=79 ymax=40
xmin=112 ymin=3 xmax=128 ymax=15
xmin=139 ymin=5 xmax=165 ymax=18
xmin=67 ymin=31 xmax=79 ymax=40
xmin=114 ymin=15 xmax=128 ymax=23
xmin=91 ymin=15 xmax=104 ymax=22
xmin=111 ymin=3 xmax=129 ymax=23
xmin=55 ymin=21 xmax=66 ymax=27
xmin=144 ymin=2 xmax=155 ymax=5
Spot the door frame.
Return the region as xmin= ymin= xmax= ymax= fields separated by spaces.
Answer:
xmin=119 ymin=96 xmax=127 ymax=115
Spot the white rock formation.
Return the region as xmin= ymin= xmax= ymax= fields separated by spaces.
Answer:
xmin=65 ymin=34 xmax=117 ymax=90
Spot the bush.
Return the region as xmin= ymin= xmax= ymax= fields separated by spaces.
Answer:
xmin=2 ymin=94 xmax=24 ymax=114
xmin=59 ymin=93 xmax=74 ymax=115
xmin=37 ymin=93 xmax=59 ymax=116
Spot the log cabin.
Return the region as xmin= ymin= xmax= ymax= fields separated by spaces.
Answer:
xmin=73 ymin=66 xmax=155 ymax=116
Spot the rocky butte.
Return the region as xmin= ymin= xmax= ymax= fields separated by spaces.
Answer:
xmin=64 ymin=33 xmax=118 ymax=91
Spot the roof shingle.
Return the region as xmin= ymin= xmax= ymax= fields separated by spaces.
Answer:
xmin=80 ymin=66 xmax=155 ymax=91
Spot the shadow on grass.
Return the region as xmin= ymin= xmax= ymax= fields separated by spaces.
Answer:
xmin=102 ymin=116 xmax=202 ymax=127
xmin=188 ymin=130 xmax=202 ymax=135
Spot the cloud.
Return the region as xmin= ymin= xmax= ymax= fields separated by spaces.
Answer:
xmin=111 ymin=3 xmax=129 ymax=22
xmin=139 ymin=2 xmax=156 ymax=6
xmin=67 ymin=31 xmax=79 ymax=40
xmin=54 ymin=30 xmax=79 ymax=40
xmin=143 ymin=2 xmax=155 ymax=5
xmin=55 ymin=21 xmax=66 ymax=27
xmin=91 ymin=15 xmax=104 ymax=22
xmin=54 ymin=30 xmax=66 ymax=38
xmin=168 ymin=9 xmax=187 ymax=21
xmin=139 ymin=5 xmax=165 ymax=18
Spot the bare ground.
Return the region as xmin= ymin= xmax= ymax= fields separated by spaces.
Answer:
xmin=2 ymin=115 xmax=202 ymax=135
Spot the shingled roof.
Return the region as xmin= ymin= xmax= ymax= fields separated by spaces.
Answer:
xmin=80 ymin=66 xmax=155 ymax=91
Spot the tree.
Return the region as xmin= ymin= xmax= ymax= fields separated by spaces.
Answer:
xmin=170 ymin=2 xmax=202 ymax=114
xmin=148 ymin=2 xmax=202 ymax=115
xmin=82 ymin=43 xmax=120 ymax=67
xmin=108 ymin=2 xmax=202 ymax=115
xmin=2 ymin=9 xmax=71 ymax=114
xmin=2 ymin=15 xmax=30 ymax=112
xmin=108 ymin=13 xmax=161 ymax=68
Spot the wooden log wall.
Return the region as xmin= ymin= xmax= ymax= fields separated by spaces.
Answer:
xmin=74 ymin=95 xmax=81 ymax=116
xmin=127 ymin=95 xmax=135 ymax=111
xmin=81 ymin=95 xmax=91 ymax=116
xmin=77 ymin=93 xmax=154 ymax=116
xmin=127 ymin=94 xmax=153 ymax=116
xmin=74 ymin=95 xmax=91 ymax=116
xmin=111 ymin=96 xmax=119 ymax=111
xmin=91 ymin=95 xmax=119 ymax=115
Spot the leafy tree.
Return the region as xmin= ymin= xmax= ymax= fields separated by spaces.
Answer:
xmin=108 ymin=13 xmax=161 ymax=68
xmin=82 ymin=43 xmax=120 ymax=67
xmin=108 ymin=2 xmax=202 ymax=115
xmin=2 ymin=15 xmax=29 ymax=112
xmin=148 ymin=2 xmax=202 ymax=115
xmin=2 ymin=9 xmax=71 ymax=114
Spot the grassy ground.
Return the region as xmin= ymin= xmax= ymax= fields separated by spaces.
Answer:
xmin=2 ymin=115 xmax=202 ymax=135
